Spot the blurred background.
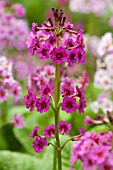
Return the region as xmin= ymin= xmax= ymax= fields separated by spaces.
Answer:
xmin=0 ymin=0 xmax=113 ymax=169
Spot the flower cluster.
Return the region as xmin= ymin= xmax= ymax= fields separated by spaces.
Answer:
xmin=94 ymin=33 xmax=113 ymax=91
xmin=60 ymin=79 xmax=87 ymax=114
xmin=71 ymin=131 xmax=113 ymax=170
xmin=69 ymin=0 xmax=113 ymax=16
xmin=0 ymin=1 xmax=29 ymax=51
xmin=13 ymin=54 xmax=34 ymax=80
xmin=24 ymin=64 xmax=55 ymax=113
xmin=27 ymin=9 xmax=86 ymax=65
xmin=0 ymin=56 xmax=21 ymax=103
xmin=91 ymin=93 xmax=113 ymax=114
xmin=24 ymin=63 xmax=87 ymax=114
xmin=84 ymin=34 xmax=100 ymax=57
xmin=90 ymin=33 xmax=113 ymax=114
xmin=29 ymin=120 xmax=71 ymax=153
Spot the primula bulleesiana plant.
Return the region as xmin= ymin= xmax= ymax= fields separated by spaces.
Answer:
xmin=24 ymin=8 xmax=87 ymax=170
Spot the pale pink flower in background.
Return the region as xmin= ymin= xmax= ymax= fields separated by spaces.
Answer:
xmin=97 ymin=93 xmax=108 ymax=104
xmin=94 ymin=69 xmax=112 ymax=90
xmin=101 ymin=98 xmax=113 ymax=113
xmin=0 ymin=56 xmax=21 ymax=103
xmin=90 ymin=101 xmax=99 ymax=113
xmin=105 ymin=54 xmax=113 ymax=75
xmin=11 ymin=114 xmax=24 ymax=128
xmin=97 ymin=32 xmax=112 ymax=57
xmin=26 ymin=32 xmax=35 ymax=48
xmin=12 ymin=3 xmax=25 ymax=18
xmin=0 ymin=87 xmax=8 ymax=102
xmin=69 ymin=0 xmax=111 ymax=16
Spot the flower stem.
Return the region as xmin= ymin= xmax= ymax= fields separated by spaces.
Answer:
xmin=54 ymin=57 xmax=62 ymax=170
xmin=53 ymin=148 xmax=57 ymax=170
xmin=53 ymin=22 xmax=62 ymax=170
xmin=61 ymin=138 xmax=71 ymax=149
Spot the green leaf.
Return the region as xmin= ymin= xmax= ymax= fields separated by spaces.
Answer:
xmin=88 ymin=124 xmax=109 ymax=133
xmin=0 ymin=150 xmax=39 ymax=170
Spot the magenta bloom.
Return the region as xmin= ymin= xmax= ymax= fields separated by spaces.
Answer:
xmin=82 ymin=71 xmax=89 ymax=88
xmin=98 ymin=160 xmax=113 ymax=170
xmin=85 ymin=116 xmax=92 ymax=125
xmin=0 ymin=87 xmax=8 ymax=102
xmin=35 ymin=96 xmax=50 ymax=113
xmin=61 ymin=77 xmax=75 ymax=87
xmin=75 ymin=86 xmax=84 ymax=98
xmin=78 ymin=96 xmax=86 ymax=114
xmin=44 ymin=124 xmax=55 ymax=138
xmin=82 ymin=154 xmax=95 ymax=170
xmin=12 ymin=3 xmax=25 ymax=18
xmin=65 ymin=38 xmax=75 ymax=48
xmin=37 ymin=44 xmax=50 ymax=59
xmin=29 ymin=126 xmax=40 ymax=138
xmin=50 ymin=47 xmax=66 ymax=64
xmin=33 ymin=137 xmax=48 ymax=153
xmin=43 ymin=64 xmax=55 ymax=78
xmin=77 ymin=49 xmax=86 ymax=64
xmin=32 ymin=22 xmax=38 ymax=34
xmin=65 ymin=22 xmax=74 ymax=30
xmin=23 ymin=89 xmax=37 ymax=112
xmin=39 ymin=83 xmax=54 ymax=96
xmin=67 ymin=49 xmax=77 ymax=65
xmin=91 ymin=146 xmax=108 ymax=164
xmin=45 ymin=35 xmax=56 ymax=46
xmin=60 ymin=84 xmax=74 ymax=96
xmin=61 ymin=97 xmax=78 ymax=113
xmin=29 ymin=37 xmax=40 ymax=56
xmin=58 ymin=121 xmax=71 ymax=134
xmin=11 ymin=82 xmax=21 ymax=102
xmin=11 ymin=114 xmax=24 ymax=128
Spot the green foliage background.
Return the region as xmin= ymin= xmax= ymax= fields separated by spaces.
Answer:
xmin=0 ymin=0 xmax=112 ymax=169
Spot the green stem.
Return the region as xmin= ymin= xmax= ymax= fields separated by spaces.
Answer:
xmin=57 ymin=148 xmax=62 ymax=170
xmin=54 ymin=63 xmax=62 ymax=170
xmin=53 ymin=148 xmax=57 ymax=170
xmin=54 ymin=63 xmax=60 ymax=109
xmin=61 ymin=138 xmax=71 ymax=149
xmin=53 ymin=22 xmax=62 ymax=170
xmin=54 ymin=103 xmax=62 ymax=170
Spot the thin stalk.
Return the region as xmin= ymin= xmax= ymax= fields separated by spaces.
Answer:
xmin=54 ymin=63 xmax=60 ymax=109
xmin=53 ymin=148 xmax=57 ymax=170
xmin=53 ymin=31 xmax=62 ymax=170
xmin=61 ymin=138 xmax=71 ymax=149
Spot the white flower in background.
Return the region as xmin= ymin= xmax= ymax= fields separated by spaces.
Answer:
xmin=84 ymin=34 xmax=100 ymax=57
xmin=91 ymin=101 xmax=100 ymax=113
xmin=0 ymin=56 xmax=21 ymax=103
xmin=94 ymin=69 xmax=112 ymax=90
xmin=101 ymin=98 xmax=113 ymax=113
xmin=69 ymin=0 xmax=111 ymax=16
xmin=105 ymin=54 xmax=113 ymax=75
xmin=97 ymin=93 xmax=108 ymax=104
xmin=97 ymin=33 xmax=112 ymax=57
